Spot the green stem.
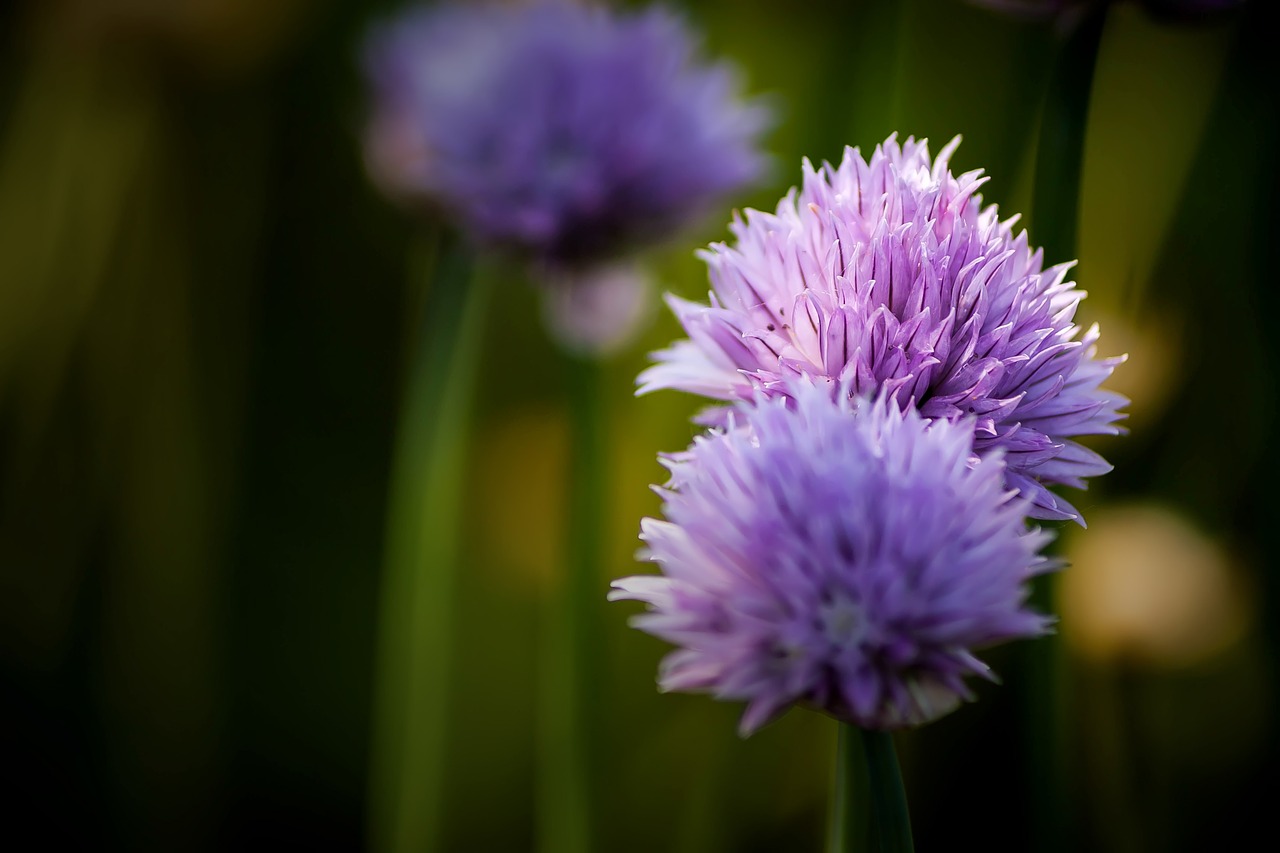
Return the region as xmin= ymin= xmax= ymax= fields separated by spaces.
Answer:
xmin=368 ymin=234 xmax=490 ymax=853
xmin=830 ymin=723 xmax=872 ymax=853
xmin=1032 ymin=2 xmax=1109 ymax=263
xmin=536 ymin=352 xmax=605 ymax=853
xmin=861 ymin=728 xmax=914 ymax=853
xmin=1026 ymin=6 xmax=1108 ymax=852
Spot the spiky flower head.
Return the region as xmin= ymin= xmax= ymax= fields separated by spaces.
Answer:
xmin=638 ymin=135 xmax=1126 ymax=521
xmin=611 ymin=381 xmax=1054 ymax=735
xmin=361 ymin=0 xmax=770 ymax=269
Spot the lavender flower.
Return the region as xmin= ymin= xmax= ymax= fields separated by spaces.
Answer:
xmin=638 ymin=135 xmax=1126 ymax=521
xmin=611 ymin=382 xmax=1054 ymax=734
xmin=361 ymin=0 xmax=770 ymax=269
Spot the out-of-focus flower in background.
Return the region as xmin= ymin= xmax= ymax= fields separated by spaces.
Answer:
xmin=361 ymin=0 xmax=770 ymax=273
xmin=357 ymin=6 xmax=773 ymax=850
xmin=640 ymin=135 xmax=1127 ymax=521
xmin=1060 ymin=503 xmax=1251 ymax=669
xmin=1076 ymin=308 xmax=1181 ymax=435
xmin=612 ymin=382 xmax=1055 ymax=735
xmin=539 ymin=263 xmax=656 ymax=358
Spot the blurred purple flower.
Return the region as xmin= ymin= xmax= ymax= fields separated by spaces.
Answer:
xmin=361 ymin=0 xmax=770 ymax=269
xmin=638 ymin=135 xmax=1126 ymax=522
xmin=539 ymin=263 xmax=656 ymax=358
xmin=611 ymin=382 xmax=1054 ymax=734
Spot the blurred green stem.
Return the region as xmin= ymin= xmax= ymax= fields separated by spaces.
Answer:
xmin=1033 ymin=4 xmax=1109 ymax=262
xmin=830 ymin=723 xmax=872 ymax=853
xmin=369 ymin=234 xmax=489 ymax=853
xmin=831 ymin=724 xmax=913 ymax=853
xmin=1026 ymin=5 xmax=1108 ymax=852
xmin=861 ymin=728 xmax=914 ymax=853
xmin=537 ymin=352 xmax=606 ymax=853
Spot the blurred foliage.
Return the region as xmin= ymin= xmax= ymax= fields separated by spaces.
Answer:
xmin=0 ymin=0 xmax=1276 ymax=851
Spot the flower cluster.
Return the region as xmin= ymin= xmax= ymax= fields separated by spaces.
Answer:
xmin=362 ymin=0 xmax=770 ymax=270
xmin=611 ymin=382 xmax=1055 ymax=734
xmin=638 ymin=135 xmax=1126 ymax=521
xmin=615 ymin=134 xmax=1127 ymax=734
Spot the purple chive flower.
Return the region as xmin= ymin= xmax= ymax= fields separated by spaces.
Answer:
xmin=638 ymin=135 xmax=1126 ymax=522
xmin=361 ymin=0 xmax=770 ymax=269
xmin=611 ymin=381 xmax=1054 ymax=735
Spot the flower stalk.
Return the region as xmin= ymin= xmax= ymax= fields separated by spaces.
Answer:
xmin=1025 ymin=5 xmax=1109 ymax=852
xmin=830 ymin=723 xmax=872 ymax=853
xmin=1032 ymin=2 xmax=1109 ymax=262
xmin=369 ymin=234 xmax=491 ymax=853
xmin=832 ymin=724 xmax=916 ymax=853
xmin=537 ymin=353 xmax=607 ymax=853
xmin=861 ymin=728 xmax=915 ymax=853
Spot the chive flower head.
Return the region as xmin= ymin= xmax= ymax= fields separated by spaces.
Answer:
xmin=639 ymin=135 xmax=1126 ymax=521
xmin=611 ymin=381 xmax=1055 ymax=734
